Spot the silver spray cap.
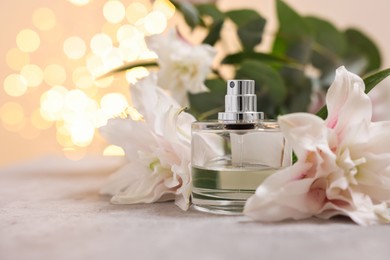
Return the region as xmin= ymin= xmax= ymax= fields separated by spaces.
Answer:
xmin=218 ymin=80 xmax=264 ymax=123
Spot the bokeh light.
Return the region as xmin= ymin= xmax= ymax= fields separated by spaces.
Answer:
xmin=3 ymin=74 xmax=28 ymax=97
xmin=94 ymin=76 xmax=114 ymax=88
xmin=142 ymin=11 xmax=167 ymax=35
xmin=72 ymin=66 xmax=94 ymax=89
xmin=90 ymin=33 xmax=113 ymax=57
xmin=103 ymin=145 xmax=125 ymax=156
xmin=117 ymin=25 xmax=144 ymax=62
xmin=126 ymin=2 xmax=149 ymax=24
xmin=2 ymin=0 xmax=174 ymax=159
xmin=32 ymin=7 xmax=57 ymax=31
xmin=153 ymin=0 xmax=175 ymax=19
xmin=6 ymin=48 xmax=30 ymax=70
xmin=100 ymin=93 xmax=129 ymax=118
xmin=31 ymin=109 xmax=53 ymax=130
xmin=0 ymin=102 xmax=25 ymax=127
xmin=103 ymin=48 xmax=124 ymax=72
xmin=67 ymin=0 xmax=92 ymax=6
xmin=16 ymin=29 xmax=41 ymax=53
xmin=40 ymin=86 xmax=68 ymax=121
xmin=103 ymin=0 xmax=126 ymax=24
xmin=20 ymin=64 xmax=44 ymax=88
xmin=69 ymin=120 xmax=95 ymax=147
xmin=63 ymin=36 xmax=87 ymax=59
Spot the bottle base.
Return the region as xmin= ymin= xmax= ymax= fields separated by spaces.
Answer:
xmin=191 ymin=194 xmax=248 ymax=215
xmin=191 ymin=204 xmax=244 ymax=215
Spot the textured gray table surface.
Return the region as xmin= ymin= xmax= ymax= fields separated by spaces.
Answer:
xmin=1 ymin=156 xmax=390 ymax=260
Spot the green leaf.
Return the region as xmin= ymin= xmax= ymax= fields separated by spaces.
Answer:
xmin=272 ymin=0 xmax=312 ymax=64
xmin=305 ymin=16 xmax=346 ymax=85
xmin=226 ymin=9 xmax=266 ymax=50
xmin=172 ymin=1 xmax=200 ymax=29
xmin=364 ymin=68 xmax=390 ymax=94
xmin=276 ymin=0 xmax=311 ymax=38
xmin=315 ymin=68 xmax=390 ymax=119
xmin=316 ymin=105 xmax=328 ymax=120
xmin=344 ymin=28 xmax=382 ymax=73
xmin=221 ymin=51 xmax=292 ymax=65
xmin=188 ymin=79 xmax=226 ymax=119
xmin=226 ymin=9 xmax=261 ymax=27
xmin=196 ymin=3 xmax=225 ymax=22
xmin=305 ymin=16 xmax=346 ymax=56
xmin=203 ymin=19 xmax=224 ymax=45
xmin=235 ymin=60 xmax=287 ymax=104
xmin=237 ymin=17 xmax=266 ymax=50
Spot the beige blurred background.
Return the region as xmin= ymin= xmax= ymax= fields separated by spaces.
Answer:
xmin=1 ymin=0 xmax=390 ymax=166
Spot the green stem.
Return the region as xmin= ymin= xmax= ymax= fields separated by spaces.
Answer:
xmin=96 ymin=59 xmax=158 ymax=79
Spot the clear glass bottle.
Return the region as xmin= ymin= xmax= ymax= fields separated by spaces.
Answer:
xmin=191 ymin=80 xmax=291 ymax=215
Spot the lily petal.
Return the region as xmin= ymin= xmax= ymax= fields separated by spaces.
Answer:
xmin=325 ymin=66 xmax=372 ymax=136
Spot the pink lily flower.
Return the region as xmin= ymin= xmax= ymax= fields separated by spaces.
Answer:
xmin=244 ymin=66 xmax=390 ymax=226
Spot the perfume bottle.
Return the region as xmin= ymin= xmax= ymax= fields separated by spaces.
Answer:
xmin=191 ymin=79 xmax=291 ymax=215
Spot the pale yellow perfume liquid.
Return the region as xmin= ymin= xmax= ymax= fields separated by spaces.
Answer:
xmin=191 ymin=165 xmax=277 ymax=214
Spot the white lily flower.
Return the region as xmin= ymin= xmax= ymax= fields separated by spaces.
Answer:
xmin=100 ymin=73 xmax=195 ymax=210
xmin=244 ymin=66 xmax=390 ymax=225
xmin=146 ymin=29 xmax=216 ymax=107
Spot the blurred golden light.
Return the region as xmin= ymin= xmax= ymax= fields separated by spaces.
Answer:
xmin=40 ymin=86 xmax=68 ymax=121
xmin=64 ymin=90 xmax=90 ymax=112
xmin=94 ymin=76 xmax=114 ymax=88
xmin=138 ymin=50 xmax=158 ymax=60
xmin=103 ymin=48 xmax=124 ymax=72
xmin=126 ymin=2 xmax=149 ymax=24
xmin=73 ymin=66 xmax=93 ymax=89
xmin=125 ymin=67 xmax=149 ymax=84
xmin=100 ymin=93 xmax=129 ymax=117
xmin=119 ymin=42 xmax=141 ymax=62
xmin=57 ymin=121 xmax=71 ymax=136
xmin=32 ymin=7 xmax=57 ymax=31
xmin=90 ymin=33 xmax=113 ymax=57
xmin=31 ymin=109 xmax=53 ymax=130
xmin=117 ymin=24 xmax=138 ymax=42
xmin=1 ymin=0 xmax=177 ymax=151
xmin=67 ymin=0 xmax=92 ymax=6
xmin=117 ymin=25 xmax=144 ymax=62
xmin=6 ymin=48 xmax=30 ymax=70
xmin=44 ymin=64 xmax=67 ymax=86
xmin=142 ymin=11 xmax=167 ymax=35
xmin=63 ymin=36 xmax=87 ymax=59
xmin=20 ymin=64 xmax=43 ymax=87
xmin=16 ymin=29 xmax=41 ymax=53
xmin=103 ymin=0 xmax=126 ymax=24
xmin=86 ymin=55 xmax=105 ymax=77
xmin=153 ymin=0 xmax=175 ymax=19
xmin=56 ymin=131 xmax=74 ymax=147
xmin=69 ymin=122 xmax=95 ymax=147
xmin=3 ymin=74 xmax=28 ymax=97
xmin=103 ymin=145 xmax=125 ymax=156
xmin=0 ymin=102 xmax=25 ymax=126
